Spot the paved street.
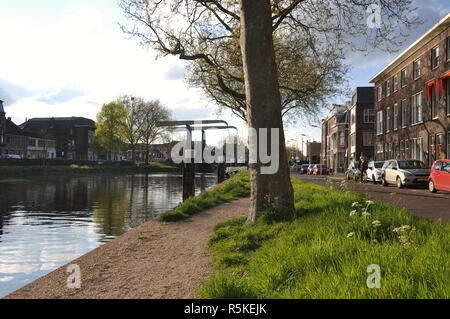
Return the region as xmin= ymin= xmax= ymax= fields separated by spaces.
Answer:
xmin=292 ymin=172 xmax=450 ymax=222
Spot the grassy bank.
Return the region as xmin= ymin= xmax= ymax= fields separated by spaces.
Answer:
xmin=199 ymin=174 xmax=449 ymax=299
xmin=159 ymin=170 xmax=250 ymax=223
xmin=0 ymin=162 xmax=179 ymax=178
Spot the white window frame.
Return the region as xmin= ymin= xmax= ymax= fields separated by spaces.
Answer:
xmin=393 ymin=103 xmax=398 ymax=131
xmin=411 ymin=92 xmax=423 ymax=125
xmin=401 ymin=69 xmax=407 ymax=87
xmin=363 ymin=109 xmax=375 ymax=123
xmin=386 ymin=80 xmax=390 ymax=96
xmin=393 ymin=75 xmax=398 ymax=92
xmin=413 ymin=59 xmax=421 ymax=80
xmin=376 ymin=110 xmax=383 ymax=135
xmin=377 ymin=86 xmax=382 ymax=101
xmin=431 ymin=46 xmax=439 ymax=70
xmin=386 ymin=107 xmax=391 ymax=133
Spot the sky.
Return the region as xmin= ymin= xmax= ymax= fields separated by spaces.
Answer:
xmin=0 ymin=0 xmax=449 ymax=150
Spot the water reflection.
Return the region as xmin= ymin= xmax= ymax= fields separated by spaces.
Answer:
xmin=0 ymin=172 xmax=216 ymax=297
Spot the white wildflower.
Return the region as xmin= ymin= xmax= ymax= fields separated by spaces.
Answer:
xmin=366 ymin=200 xmax=375 ymax=205
xmin=349 ymin=210 xmax=357 ymax=217
xmin=347 ymin=232 xmax=354 ymax=238
xmin=372 ymin=220 xmax=382 ymax=227
xmin=352 ymin=202 xmax=361 ymax=207
xmin=362 ymin=212 xmax=371 ymax=217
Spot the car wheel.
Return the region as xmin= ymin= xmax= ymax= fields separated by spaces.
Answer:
xmin=396 ymin=177 xmax=403 ymax=189
xmin=428 ymin=180 xmax=437 ymax=193
xmin=372 ymin=174 xmax=377 ymax=184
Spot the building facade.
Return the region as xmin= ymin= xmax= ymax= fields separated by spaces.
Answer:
xmin=21 ymin=117 xmax=96 ymax=160
xmin=369 ymin=13 xmax=450 ymax=165
xmin=306 ymin=141 xmax=321 ymax=164
xmin=347 ymin=87 xmax=375 ymax=162
xmin=321 ymin=104 xmax=349 ymax=173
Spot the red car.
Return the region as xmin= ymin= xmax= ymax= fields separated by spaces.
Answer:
xmin=313 ymin=164 xmax=329 ymax=175
xmin=428 ymin=159 xmax=450 ymax=193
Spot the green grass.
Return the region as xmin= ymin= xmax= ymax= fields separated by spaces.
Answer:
xmin=159 ymin=170 xmax=250 ymax=223
xmin=0 ymin=162 xmax=179 ymax=178
xmin=199 ymin=175 xmax=449 ymax=299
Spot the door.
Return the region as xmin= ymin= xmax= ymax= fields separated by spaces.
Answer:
xmin=439 ymin=161 xmax=450 ymax=191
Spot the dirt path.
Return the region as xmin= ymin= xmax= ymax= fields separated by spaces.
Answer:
xmin=5 ymin=198 xmax=250 ymax=299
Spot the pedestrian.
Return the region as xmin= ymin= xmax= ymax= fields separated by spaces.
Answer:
xmin=360 ymin=153 xmax=368 ymax=183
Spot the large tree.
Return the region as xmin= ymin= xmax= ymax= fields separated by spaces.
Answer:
xmin=95 ymin=102 xmax=127 ymax=160
xmin=119 ymin=0 xmax=420 ymax=222
xmin=138 ymin=100 xmax=171 ymax=164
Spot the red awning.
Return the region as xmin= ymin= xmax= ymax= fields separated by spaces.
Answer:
xmin=438 ymin=71 xmax=450 ymax=96
xmin=425 ymin=79 xmax=437 ymax=102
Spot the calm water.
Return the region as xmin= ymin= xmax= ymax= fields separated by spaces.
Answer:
xmin=0 ymin=172 xmax=217 ymax=297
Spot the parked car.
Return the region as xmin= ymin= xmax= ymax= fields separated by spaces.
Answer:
xmin=300 ymin=164 xmax=309 ymax=174
xmin=367 ymin=161 xmax=385 ymax=184
xmin=428 ymin=159 xmax=450 ymax=193
xmin=307 ymin=164 xmax=315 ymax=175
xmin=345 ymin=161 xmax=360 ymax=181
xmin=313 ymin=164 xmax=329 ymax=175
xmin=381 ymin=159 xmax=430 ymax=188
xmin=0 ymin=154 xmax=22 ymax=159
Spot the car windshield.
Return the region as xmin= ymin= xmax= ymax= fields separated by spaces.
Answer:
xmin=398 ymin=160 xmax=428 ymax=169
xmin=374 ymin=162 xmax=384 ymax=168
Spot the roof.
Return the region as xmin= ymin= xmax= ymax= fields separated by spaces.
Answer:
xmin=22 ymin=117 xmax=96 ymax=135
xmin=5 ymin=118 xmax=26 ymax=136
xmin=369 ymin=13 xmax=450 ymax=83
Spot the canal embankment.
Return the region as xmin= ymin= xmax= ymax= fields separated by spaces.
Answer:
xmin=4 ymin=172 xmax=251 ymax=299
xmin=0 ymin=162 xmax=180 ymax=179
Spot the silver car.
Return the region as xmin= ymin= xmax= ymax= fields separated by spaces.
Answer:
xmin=381 ymin=160 xmax=430 ymax=188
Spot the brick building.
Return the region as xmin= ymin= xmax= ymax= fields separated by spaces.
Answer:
xmin=21 ymin=117 xmax=96 ymax=160
xmin=369 ymin=13 xmax=450 ymax=165
xmin=321 ymin=104 xmax=349 ymax=173
xmin=347 ymin=87 xmax=375 ymax=162
xmin=306 ymin=141 xmax=321 ymax=164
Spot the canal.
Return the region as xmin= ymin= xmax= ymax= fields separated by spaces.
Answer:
xmin=0 ymin=172 xmax=217 ymax=298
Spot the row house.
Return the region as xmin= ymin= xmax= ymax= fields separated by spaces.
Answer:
xmin=21 ymin=117 xmax=96 ymax=160
xmin=321 ymin=87 xmax=376 ymax=172
xmin=0 ymin=100 xmax=56 ymax=158
xmin=369 ymin=13 xmax=450 ymax=165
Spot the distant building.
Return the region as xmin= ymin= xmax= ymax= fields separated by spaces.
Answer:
xmin=21 ymin=117 xmax=96 ymax=160
xmin=306 ymin=141 xmax=321 ymax=164
xmin=321 ymin=104 xmax=349 ymax=173
xmin=126 ymin=141 xmax=179 ymax=163
xmin=0 ymin=100 xmax=28 ymax=158
xmin=369 ymin=13 xmax=450 ymax=164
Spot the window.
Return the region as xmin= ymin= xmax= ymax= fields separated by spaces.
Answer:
xmin=401 ymin=100 xmax=407 ymax=128
xmin=377 ymin=86 xmax=382 ymax=101
xmin=448 ymin=132 xmax=450 ymax=159
xmin=363 ymin=109 xmax=375 ymax=123
xmin=386 ymin=107 xmax=391 ymax=132
xmin=400 ymin=140 xmax=405 ymax=159
xmin=327 ymin=136 xmax=331 ymax=151
xmin=386 ymin=81 xmax=390 ymax=96
xmin=393 ymin=142 xmax=398 ymax=159
xmin=401 ymin=69 xmax=407 ymax=87
xmin=363 ymin=132 xmax=374 ymax=146
xmin=376 ymin=144 xmax=383 ymax=161
xmin=376 ymin=111 xmax=383 ymax=135
xmin=339 ymin=131 xmax=345 ymax=147
xmin=431 ymin=46 xmax=439 ymax=69
xmin=384 ymin=143 xmax=388 ymax=160
xmin=393 ymin=103 xmax=398 ymax=131
xmin=447 ymin=37 xmax=450 ymax=61
xmin=411 ymin=137 xmax=423 ymax=161
xmin=431 ymin=84 xmax=438 ymax=119
xmin=406 ymin=140 xmax=410 ymax=159
xmin=437 ymin=134 xmax=444 ymax=159
xmin=413 ymin=59 xmax=421 ymax=79
xmin=411 ymin=92 xmax=423 ymax=125
xmin=393 ymin=75 xmax=398 ymax=92
xmin=447 ymin=78 xmax=450 ymax=116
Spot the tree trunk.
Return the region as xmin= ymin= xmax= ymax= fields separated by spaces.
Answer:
xmin=239 ymin=0 xmax=295 ymax=223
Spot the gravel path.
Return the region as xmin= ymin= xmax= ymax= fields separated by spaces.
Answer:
xmin=4 ymin=198 xmax=250 ymax=299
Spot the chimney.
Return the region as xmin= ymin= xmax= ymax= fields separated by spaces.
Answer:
xmin=0 ymin=100 xmax=4 ymax=113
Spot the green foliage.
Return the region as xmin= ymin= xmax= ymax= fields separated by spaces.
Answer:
xmin=95 ymin=102 xmax=127 ymax=156
xmin=159 ymin=170 xmax=250 ymax=223
xmin=200 ymin=178 xmax=449 ymax=299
